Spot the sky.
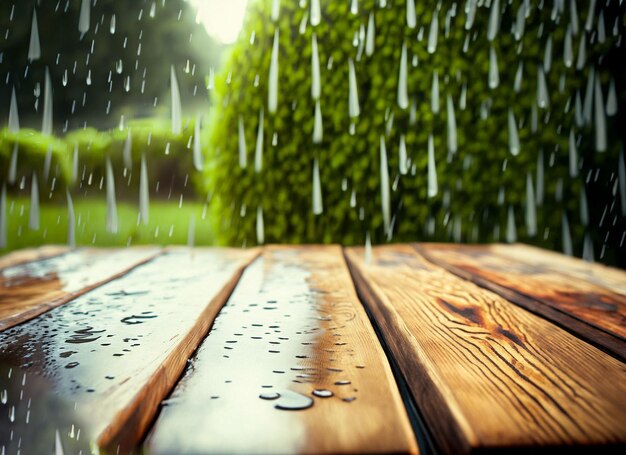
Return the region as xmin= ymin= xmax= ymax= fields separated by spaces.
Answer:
xmin=188 ymin=0 xmax=249 ymax=44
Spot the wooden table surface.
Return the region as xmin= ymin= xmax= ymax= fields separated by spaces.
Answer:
xmin=0 ymin=244 xmax=624 ymax=455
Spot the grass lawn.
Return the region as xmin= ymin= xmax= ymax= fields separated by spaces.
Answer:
xmin=2 ymin=197 xmax=215 ymax=252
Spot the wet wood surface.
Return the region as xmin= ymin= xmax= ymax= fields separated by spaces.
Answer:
xmin=345 ymin=245 xmax=626 ymax=454
xmin=0 ymin=247 xmax=161 ymax=332
xmin=0 ymin=248 xmax=258 ymax=454
xmin=147 ymin=246 xmax=418 ymax=454
xmin=1 ymin=244 xmax=625 ymax=454
xmin=0 ymin=245 xmax=67 ymax=270
xmin=417 ymin=243 xmax=626 ymax=361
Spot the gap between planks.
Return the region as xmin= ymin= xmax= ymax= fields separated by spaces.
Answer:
xmin=0 ymin=248 xmax=259 ymax=454
xmin=345 ymin=244 xmax=626 ymax=454
xmin=146 ymin=245 xmax=418 ymax=455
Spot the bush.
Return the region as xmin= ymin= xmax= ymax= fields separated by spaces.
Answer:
xmin=66 ymin=118 xmax=200 ymax=200
xmin=204 ymin=0 xmax=625 ymax=265
xmin=1 ymin=118 xmax=202 ymax=202
xmin=0 ymin=128 xmax=71 ymax=194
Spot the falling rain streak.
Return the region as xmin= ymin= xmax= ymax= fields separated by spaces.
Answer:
xmin=0 ymin=0 xmax=623 ymax=266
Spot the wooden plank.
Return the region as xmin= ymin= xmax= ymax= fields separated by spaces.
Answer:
xmin=0 ymin=247 xmax=161 ymax=331
xmin=345 ymin=245 xmax=626 ymax=455
xmin=416 ymin=243 xmax=626 ymax=360
xmin=147 ymin=246 xmax=418 ymax=455
xmin=0 ymin=245 xmax=68 ymax=270
xmin=0 ymin=248 xmax=258 ymax=454
xmin=491 ymin=243 xmax=626 ymax=297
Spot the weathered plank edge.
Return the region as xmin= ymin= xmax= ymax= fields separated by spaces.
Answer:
xmin=99 ymin=248 xmax=261 ymax=452
xmin=414 ymin=243 xmax=626 ymax=363
xmin=344 ymin=247 xmax=476 ymax=455
xmin=341 ymin=249 xmax=439 ymax=455
xmin=0 ymin=248 xmax=164 ymax=333
xmin=0 ymin=245 xmax=69 ymax=271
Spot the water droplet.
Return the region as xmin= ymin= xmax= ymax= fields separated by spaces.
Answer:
xmin=78 ymin=0 xmax=90 ymax=34
xmin=105 ymin=158 xmax=118 ymax=234
xmin=525 ymin=173 xmax=537 ymax=237
xmin=310 ymin=0 xmax=321 ymax=26
xmin=594 ymin=75 xmax=607 ymax=152
xmin=446 ymin=95 xmax=457 ymax=154
xmin=268 ymin=29 xmax=279 ymax=113
xmin=254 ymin=109 xmax=264 ymax=172
xmin=431 ymin=71 xmax=439 ymax=114
xmin=506 ymin=206 xmax=517 ymax=243
xmin=271 ymin=0 xmax=281 ymax=21
xmin=138 ymin=155 xmax=150 ymax=225
xmin=259 ymin=392 xmax=280 ymax=400
xmin=313 ymin=101 xmax=323 ymax=144
xmin=508 ymin=109 xmax=520 ymax=156
xmin=170 ymin=66 xmax=182 ymax=134
xmin=488 ymin=47 xmax=499 ymax=89
xmin=397 ymin=42 xmax=408 ymax=109
xmin=42 ymin=68 xmax=53 ymax=135
xmin=365 ymin=13 xmax=375 ymax=56
xmin=406 ymin=0 xmax=416 ymax=29
xmin=348 ymin=59 xmax=360 ymax=118
xmin=427 ymin=12 xmax=438 ymax=54
xmin=9 ymin=87 xmax=20 ymax=133
xmin=29 ymin=172 xmax=39 ymax=231
xmin=562 ymin=212 xmax=573 ymax=256
xmin=487 ymin=0 xmax=500 ymax=41
xmin=238 ymin=116 xmax=247 ymax=168
xmin=312 ymin=389 xmax=333 ymax=398
xmin=427 ymin=134 xmax=438 ymax=198
xmin=380 ymin=136 xmax=391 ymax=236
xmin=312 ymin=158 xmax=323 ymax=215
xmin=311 ymin=33 xmax=321 ymax=100
xmin=256 ymin=206 xmax=265 ymax=245
xmin=28 ymin=9 xmax=41 ymax=62
xmin=274 ymin=390 xmax=314 ymax=410
xmin=398 ymin=135 xmax=408 ymax=175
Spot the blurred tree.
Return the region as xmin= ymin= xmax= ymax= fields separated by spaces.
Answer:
xmin=0 ymin=0 xmax=225 ymax=131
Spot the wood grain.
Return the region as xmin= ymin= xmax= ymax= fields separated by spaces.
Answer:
xmin=0 ymin=247 xmax=161 ymax=331
xmin=147 ymin=246 xmax=418 ymax=454
xmin=345 ymin=245 xmax=626 ymax=454
xmin=417 ymin=243 xmax=626 ymax=360
xmin=0 ymin=248 xmax=258 ymax=453
xmin=491 ymin=243 xmax=626 ymax=297
xmin=0 ymin=245 xmax=68 ymax=270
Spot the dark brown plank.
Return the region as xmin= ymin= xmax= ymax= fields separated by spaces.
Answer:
xmin=0 ymin=248 xmax=258 ymax=454
xmin=147 ymin=246 xmax=418 ymax=454
xmin=345 ymin=245 xmax=626 ymax=455
xmin=0 ymin=247 xmax=161 ymax=331
xmin=416 ymin=243 xmax=626 ymax=360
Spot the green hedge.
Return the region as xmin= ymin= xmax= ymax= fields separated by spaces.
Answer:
xmin=204 ymin=0 xmax=624 ymax=261
xmin=0 ymin=128 xmax=71 ymax=192
xmin=1 ymin=118 xmax=202 ymax=201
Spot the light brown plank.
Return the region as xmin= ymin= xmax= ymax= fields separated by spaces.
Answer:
xmin=0 ymin=247 xmax=161 ymax=331
xmin=345 ymin=245 xmax=626 ymax=454
xmin=491 ymin=243 xmax=626 ymax=297
xmin=0 ymin=245 xmax=68 ymax=270
xmin=417 ymin=243 xmax=626 ymax=360
xmin=0 ymin=248 xmax=258 ymax=454
xmin=147 ymin=246 xmax=418 ymax=454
